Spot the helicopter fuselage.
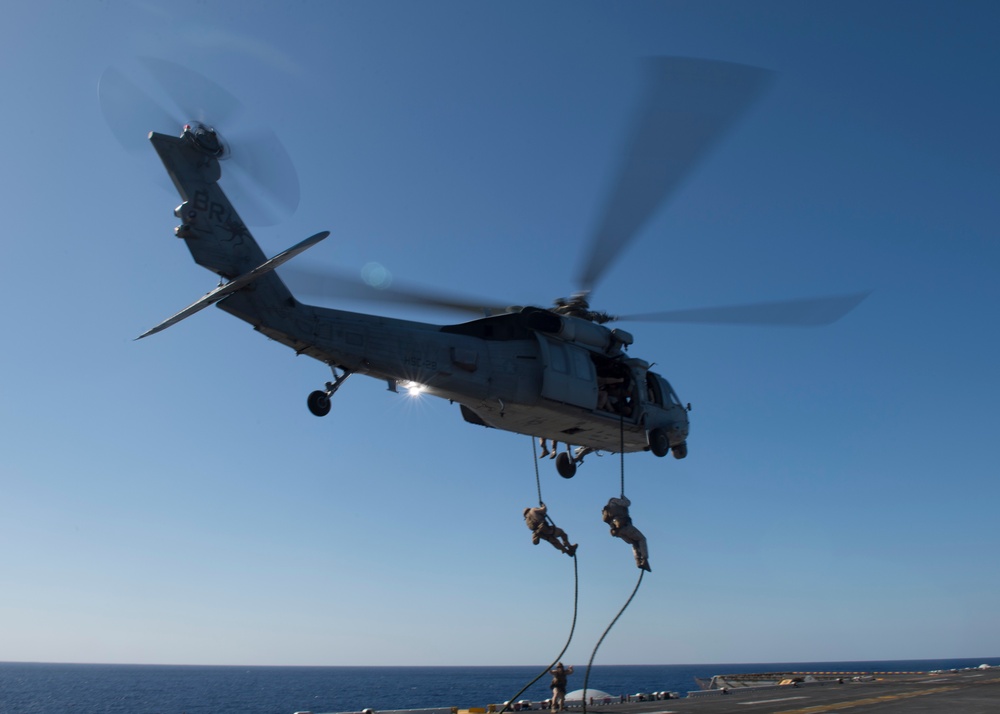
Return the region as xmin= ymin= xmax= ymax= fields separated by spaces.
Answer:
xmin=145 ymin=128 xmax=689 ymax=465
xmin=249 ymin=300 xmax=690 ymax=454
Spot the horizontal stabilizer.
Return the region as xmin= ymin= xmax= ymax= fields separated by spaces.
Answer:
xmin=137 ymin=231 xmax=329 ymax=339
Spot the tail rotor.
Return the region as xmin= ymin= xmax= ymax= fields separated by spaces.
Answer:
xmin=99 ymin=57 xmax=299 ymax=226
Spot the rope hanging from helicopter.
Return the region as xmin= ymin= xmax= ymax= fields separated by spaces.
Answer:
xmin=619 ymin=412 xmax=626 ymax=500
xmin=534 ymin=439 xmax=544 ymax=507
xmin=499 ymin=437 xmax=580 ymax=714
xmin=581 ymin=570 xmax=644 ymax=714
xmin=581 ymin=412 xmax=645 ymax=714
xmin=509 ymin=415 xmax=648 ymax=713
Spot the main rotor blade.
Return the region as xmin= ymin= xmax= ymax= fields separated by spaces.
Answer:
xmin=576 ymin=57 xmax=774 ymax=293
xmin=616 ymin=291 xmax=870 ymax=326
xmin=281 ymin=265 xmax=512 ymax=317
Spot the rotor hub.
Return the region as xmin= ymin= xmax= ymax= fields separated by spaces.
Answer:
xmin=182 ymin=121 xmax=228 ymax=159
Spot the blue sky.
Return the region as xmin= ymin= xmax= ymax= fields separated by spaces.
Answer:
xmin=2 ymin=0 xmax=998 ymax=667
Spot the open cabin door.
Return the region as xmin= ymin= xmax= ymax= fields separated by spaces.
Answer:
xmin=536 ymin=336 xmax=598 ymax=409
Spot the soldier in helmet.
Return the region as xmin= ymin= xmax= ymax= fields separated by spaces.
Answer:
xmin=524 ymin=503 xmax=577 ymax=556
xmin=550 ymin=662 xmax=575 ymax=712
xmin=602 ymin=496 xmax=650 ymax=571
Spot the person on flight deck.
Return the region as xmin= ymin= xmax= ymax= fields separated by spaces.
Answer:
xmin=523 ymin=503 xmax=577 ymax=556
xmin=602 ymin=496 xmax=651 ymax=571
xmin=550 ymin=663 xmax=575 ymax=713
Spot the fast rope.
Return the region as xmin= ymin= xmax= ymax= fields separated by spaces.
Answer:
xmin=499 ymin=557 xmax=579 ymax=714
xmin=498 ymin=437 xmax=580 ymax=714
xmin=619 ymin=411 xmax=625 ymax=498
xmin=581 ymin=569 xmax=644 ymax=714
xmin=533 ymin=436 xmax=544 ymax=506
xmin=581 ymin=412 xmax=643 ymax=714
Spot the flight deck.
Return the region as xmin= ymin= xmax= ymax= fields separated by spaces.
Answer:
xmin=315 ymin=667 xmax=1000 ymax=714
xmin=578 ymin=667 xmax=1000 ymax=713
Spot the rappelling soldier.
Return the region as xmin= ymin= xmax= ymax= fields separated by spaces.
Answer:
xmin=523 ymin=503 xmax=577 ymax=556
xmin=602 ymin=496 xmax=650 ymax=571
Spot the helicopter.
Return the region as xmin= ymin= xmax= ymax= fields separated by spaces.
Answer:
xmin=104 ymin=57 xmax=867 ymax=479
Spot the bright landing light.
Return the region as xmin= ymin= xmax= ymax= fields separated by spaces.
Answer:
xmin=403 ymin=381 xmax=425 ymax=397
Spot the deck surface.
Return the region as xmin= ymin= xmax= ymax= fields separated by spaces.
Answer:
xmin=567 ymin=668 xmax=1000 ymax=713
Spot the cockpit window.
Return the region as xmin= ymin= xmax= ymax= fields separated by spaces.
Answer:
xmin=657 ymin=375 xmax=682 ymax=406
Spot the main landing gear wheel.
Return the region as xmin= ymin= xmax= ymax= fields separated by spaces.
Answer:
xmin=307 ymin=369 xmax=350 ymax=417
xmin=307 ymin=390 xmax=331 ymax=417
xmin=648 ymin=427 xmax=670 ymax=457
xmin=556 ymin=452 xmax=577 ymax=479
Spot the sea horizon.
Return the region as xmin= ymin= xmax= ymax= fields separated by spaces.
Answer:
xmin=5 ymin=655 xmax=998 ymax=668
xmin=2 ymin=657 xmax=997 ymax=714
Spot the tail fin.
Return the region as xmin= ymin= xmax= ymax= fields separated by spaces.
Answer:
xmin=146 ymin=130 xmax=323 ymax=340
xmin=150 ymin=130 xmax=277 ymax=282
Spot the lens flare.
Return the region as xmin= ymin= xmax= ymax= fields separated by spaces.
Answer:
xmin=361 ymin=262 xmax=392 ymax=290
xmin=402 ymin=381 xmax=425 ymax=397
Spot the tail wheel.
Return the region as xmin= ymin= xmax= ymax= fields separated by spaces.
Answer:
xmin=555 ymin=452 xmax=577 ymax=479
xmin=648 ymin=427 xmax=670 ymax=457
xmin=307 ymin=390 xmax=331 ymax=417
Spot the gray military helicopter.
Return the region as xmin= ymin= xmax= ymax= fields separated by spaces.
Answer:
xmin=102 ymin=57 xmax=866 ymax=478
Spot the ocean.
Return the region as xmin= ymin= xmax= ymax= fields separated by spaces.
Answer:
xmin=0 ymin=659 xmax=995 ymax=714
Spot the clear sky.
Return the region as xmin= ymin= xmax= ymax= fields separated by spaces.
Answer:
xmin=2 ymin=0 xmax=999 ymax=667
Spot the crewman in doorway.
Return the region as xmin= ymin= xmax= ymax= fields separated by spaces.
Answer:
xmin=539 ymin=437 xmax=558 ymax=459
